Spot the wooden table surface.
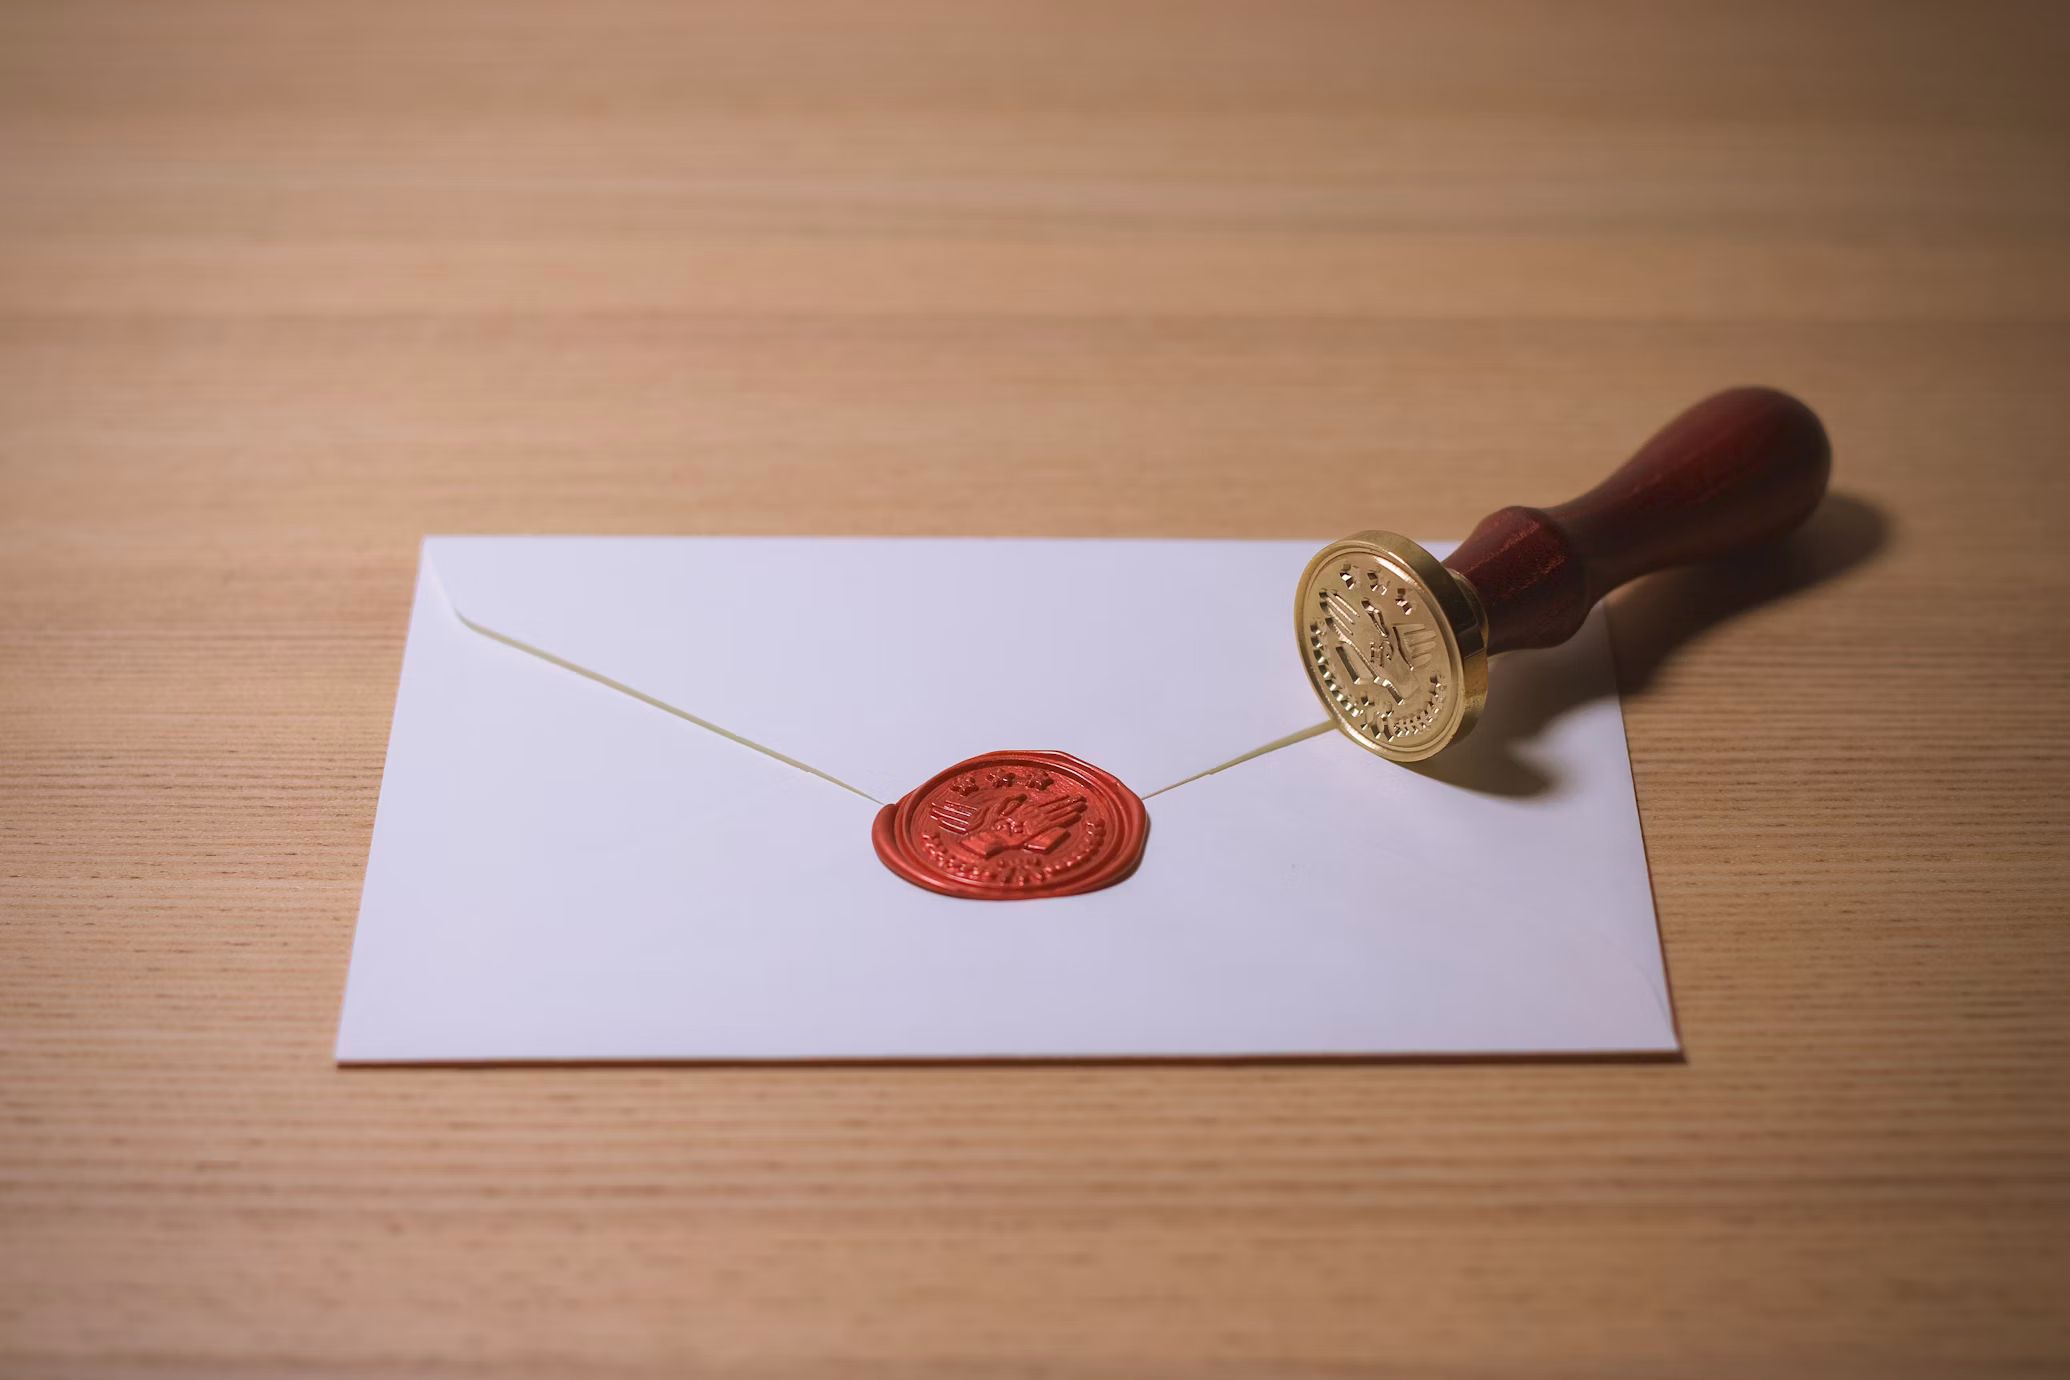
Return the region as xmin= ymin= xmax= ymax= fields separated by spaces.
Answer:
xmin=4 ymin=3 xmax=2067 ymax=1375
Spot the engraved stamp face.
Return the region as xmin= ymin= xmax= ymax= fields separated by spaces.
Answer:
xmin=872 ymin=751 xmax=1149 ymax=900
xmin=1299 ymin=551 xmax=1457 ymax=757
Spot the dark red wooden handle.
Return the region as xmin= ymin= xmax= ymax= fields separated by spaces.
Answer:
xmin=1445 ymin=387 xmax=1831 ymax=655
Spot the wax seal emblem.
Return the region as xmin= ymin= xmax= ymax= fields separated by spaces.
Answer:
xmin=872 ymin=750 xmax=1149 ymax=899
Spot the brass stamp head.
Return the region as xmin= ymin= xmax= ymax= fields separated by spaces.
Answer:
xmin=1294 ymin=531 xmax=1489 ymax=763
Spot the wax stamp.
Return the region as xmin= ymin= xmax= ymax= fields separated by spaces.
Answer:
xmin=1297 ymin=387 xmax=1831 ymax=761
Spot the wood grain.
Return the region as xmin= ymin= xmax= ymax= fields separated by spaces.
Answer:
xmin=3 ymin=2 xmax=2066 ymax=1375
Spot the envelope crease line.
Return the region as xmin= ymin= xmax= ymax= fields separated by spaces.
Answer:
xmin=430 ymin=571 xmax=883 ymax=804
xmin=1143 ymin=722 xmax=1336 ymax=799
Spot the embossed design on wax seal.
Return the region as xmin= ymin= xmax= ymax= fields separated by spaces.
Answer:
xmin=872 ymin=750 xmax=1149 ymax=900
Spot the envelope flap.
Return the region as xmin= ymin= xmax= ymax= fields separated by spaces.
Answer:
xmin=425 ymin=536 xmax=1331 ymax=802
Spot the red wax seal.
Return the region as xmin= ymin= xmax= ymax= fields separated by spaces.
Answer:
xmin=872 ymin=750 xmax=1149 ymax=900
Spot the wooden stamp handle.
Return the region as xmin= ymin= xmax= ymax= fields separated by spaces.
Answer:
xmin=1445 ymin=387 xmax=1832 ymax=655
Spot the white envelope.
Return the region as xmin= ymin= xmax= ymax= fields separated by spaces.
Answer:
xmin=337 ymin=537 xmax=1676 ymax=1062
